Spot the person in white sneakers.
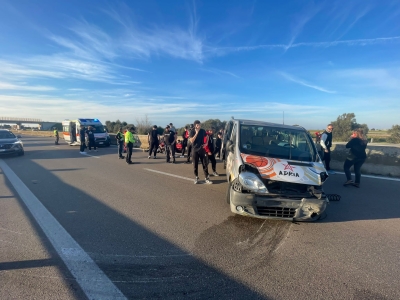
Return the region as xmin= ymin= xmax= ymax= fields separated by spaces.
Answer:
xmin=189 ymin=120 xmax=212 ymax=184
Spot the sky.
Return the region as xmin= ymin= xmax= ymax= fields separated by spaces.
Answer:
xmin=0 ymin=0 xmax=399 ymax=130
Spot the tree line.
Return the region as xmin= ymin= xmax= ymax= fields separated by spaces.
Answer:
xmin=104 ymin=113 xmax=400 ymax=143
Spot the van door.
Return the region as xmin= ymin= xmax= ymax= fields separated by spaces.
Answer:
xmin=225 ymin=123 xmax=237 ymax=180
xmin=222 ymin=121 xmax=234 ymax=167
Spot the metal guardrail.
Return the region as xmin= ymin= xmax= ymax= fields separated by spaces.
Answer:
xmin=0 ymin=117 xmax=43 ymax=122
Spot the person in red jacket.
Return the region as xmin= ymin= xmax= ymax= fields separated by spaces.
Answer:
xmin=205 ymin=127 xmax=219 ymax=176
xmin=189 ymin=120 xmax=212 ymax=184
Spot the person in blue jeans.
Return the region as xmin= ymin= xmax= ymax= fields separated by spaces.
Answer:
xmin=343 ymin=128 xmax=368 ymax=188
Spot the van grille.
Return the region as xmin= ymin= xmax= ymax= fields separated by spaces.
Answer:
xmin=256 ymin=206 xmax=296 ymax=218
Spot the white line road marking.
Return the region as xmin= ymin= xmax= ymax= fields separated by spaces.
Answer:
xmin=144 ymin=168 xmax=194 ymax=181
xmin=332 ymin=171 xmax=400 ymax=182
xmin=50 ymin=146 xmax=60 ymax=149
xmin=0 ymin=159 xmax=127 ymax=300
xmin=80 ymin=152 xmax=100 ymax=158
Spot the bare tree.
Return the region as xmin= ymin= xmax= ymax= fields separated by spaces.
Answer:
xmin=136 ymin=114 xmax=152 ymax=134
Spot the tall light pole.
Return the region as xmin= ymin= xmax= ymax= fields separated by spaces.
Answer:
xmin=283 ymin=111 xmax=285 ymax=125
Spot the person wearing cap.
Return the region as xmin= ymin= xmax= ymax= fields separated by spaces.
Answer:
xmin=86 ymin=126 xmax=97 ymax=152
xmin=148 ymin=125 xmax=160 ymax=159
xmin=185 ymin=124 xmax=194 ymax=163
xmin=53 ymin=127 xmax=59 ymax=145
xmin=125 ymin=126 xmax=136 ymax=164
xmin=164 ymin=125 xmax=176 ymax=163
xmin=189 ymin=120 xmax=212 ymax=184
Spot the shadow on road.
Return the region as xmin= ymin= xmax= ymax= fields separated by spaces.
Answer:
xmin=319 ymin=173 xmax=400 ymax=223
xmin=1 ymin=155 xmax=269 ymax=299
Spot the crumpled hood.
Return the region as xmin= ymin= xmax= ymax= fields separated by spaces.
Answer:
xmin=240 ymin=153 xmax=327 ymax=185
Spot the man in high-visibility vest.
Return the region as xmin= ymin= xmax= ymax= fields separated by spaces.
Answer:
xmin=125 ymin=126 xmax=136 ymax=164
xmin=53 ymin=127 xmax=59 ymax=145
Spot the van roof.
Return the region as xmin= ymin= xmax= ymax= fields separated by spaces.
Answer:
xmin=234 ymin=119 xmax=306 ymax=131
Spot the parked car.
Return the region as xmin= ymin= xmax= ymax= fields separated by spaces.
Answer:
xmin=222 ymin=118 xmax=329 ymax=221
xmin=0 ymin=129 xmax=24 ymax=156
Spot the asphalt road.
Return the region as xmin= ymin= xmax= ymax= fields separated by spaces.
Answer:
xmin=1 ymin=136 xmax=399 ymax=300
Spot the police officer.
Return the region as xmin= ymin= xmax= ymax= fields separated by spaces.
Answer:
xmin=53 ymin=127 xmax=59 ymax=145
xmin=125 ymin=126 xmax=136 ymax=164
xmin=79 ymin=125 xmax=86 ymax=153
xmin=116 ymin=127 xmax=125 ymax=159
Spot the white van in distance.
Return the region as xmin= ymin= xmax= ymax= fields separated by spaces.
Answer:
xmin=62 ymin=118 xmax=111 ymax=147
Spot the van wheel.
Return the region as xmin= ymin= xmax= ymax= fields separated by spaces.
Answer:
xmin=226 ymin=182 xmax=231 ymax=204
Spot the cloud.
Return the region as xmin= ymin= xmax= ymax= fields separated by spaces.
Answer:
xmin=206 ymin=36 xmax=400 ymax=56
xmin=104 ymin=3 xmax=205 ymax=63
xmin=0 ymin=81 xmax=56 ymax=91
xmin=332 ymin=68 xmax=400 ymax=90
xmin=279 ymin=72 xmax=336 ymax=94
xmin=199 ymin=68 xmax=240 ymax=78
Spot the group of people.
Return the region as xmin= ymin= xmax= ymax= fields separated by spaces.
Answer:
xmin=316 ymin=124 xmax=368 ymax=188
xmin=145 ymin=121 xmax=223 ymax=184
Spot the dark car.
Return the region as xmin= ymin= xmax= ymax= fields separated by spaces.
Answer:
xmin=0 ymin=129 xmax=24 ymax=156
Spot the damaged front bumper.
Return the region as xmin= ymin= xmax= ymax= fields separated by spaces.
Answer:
xmin=229 ymin=188 xmax=328 ymax=221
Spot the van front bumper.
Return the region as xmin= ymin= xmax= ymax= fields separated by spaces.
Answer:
xmin=229 ymin=189 xmax=328 ymax=221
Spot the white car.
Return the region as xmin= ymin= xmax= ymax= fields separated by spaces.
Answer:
xmin=222 ymin=119 xmax=329 ymax=221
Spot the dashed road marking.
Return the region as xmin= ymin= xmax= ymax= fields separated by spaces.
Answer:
xmin=0 ymin=159 xmax=127 ymax=300
xmin=332 ymin=171 xmax=400 ymax=182
xmin=144 ymin=168 xmax=194 ymax=181
xmin=80 ymin=152 xmax=100 ymax=158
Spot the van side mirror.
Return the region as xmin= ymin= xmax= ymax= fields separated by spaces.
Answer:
xmin=17 ymin=135 xmax=22 ymax=138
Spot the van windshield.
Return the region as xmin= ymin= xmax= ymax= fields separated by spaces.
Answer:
xmin=239 ymin=125 xmax=317 ymax=162
xmin=88 ymin=125 xmax=106 ymax=133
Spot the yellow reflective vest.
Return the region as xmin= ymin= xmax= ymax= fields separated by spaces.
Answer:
xmin=54 ymin=129 xmax=58 ymax=136
xmin=125 ymin=131 xmax=135 ymax=144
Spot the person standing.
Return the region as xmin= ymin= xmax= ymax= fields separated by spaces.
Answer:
xmin=116 ymin=127 xmax=125 ymax=159
xmin=169 ymin=123 xmax=176 ymax=133
xmin=125 ymin=126 xmax=136 ymax=164
xmin=205 ymin=127 xmax=219 ymax=176
xmin=343 ymin=129 xmax=368 ymax=188
xmin=79 ymin=125 xmax=86 ymax=153
xmin=86 ymin=126 xmax=97 ymax=152
xmin=189 ymin=120 xmax=212 ymax=184
xmin=148 ymin=125 xmax=160 ymax=159
xmin=185 ymin=124 xmax=194 ymax=164
xmin=181 ymin=126 xmax=189 ymax=158
xmin=214 ymin=132 xmax=222 ymax=159
xmin=321 ymin=124 xmax=334 ymax=174
xmin=164 ymin=125 xmax=176 ymax=163
xmin=53 ymin=127 xmax=59 ymax=145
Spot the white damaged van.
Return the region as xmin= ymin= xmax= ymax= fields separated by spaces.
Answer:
xmin=222 ymin=119 xmax=329 ymax=221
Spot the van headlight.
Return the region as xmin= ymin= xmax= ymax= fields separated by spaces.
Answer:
xmin=238 ymin=172 xmax=269 ymax=194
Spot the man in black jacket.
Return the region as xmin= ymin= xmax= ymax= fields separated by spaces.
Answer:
xmin=189 ymin=120 xmax=212 ymax=184
xmin=148 ymin=125 xmax=160 ymax=159
xmin=116 ymin=127 xmax=125 ymax=159
xmin=164 ymin=125 xmax=176 ymax=163
xmin=86 ymin=126 xmax=97 ymax=152
xmin=79 ymin=125 xmax=86 ymax=154
xmin=206 ymin=127 xmax=219 ymax=176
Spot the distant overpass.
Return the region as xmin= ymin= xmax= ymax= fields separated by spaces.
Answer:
xmin=0 ymin=117 xmax=58 ymax=130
